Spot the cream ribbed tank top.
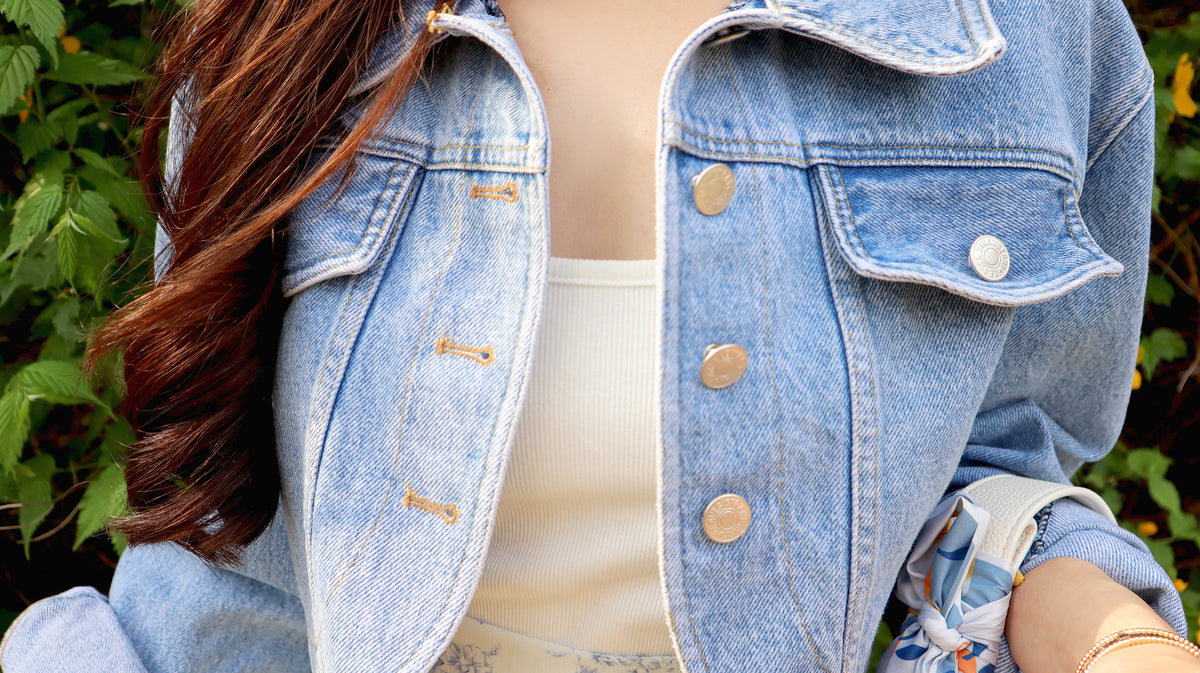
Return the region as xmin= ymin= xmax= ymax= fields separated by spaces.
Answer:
xmin=461 ymin=256 xmax=672 ymax=656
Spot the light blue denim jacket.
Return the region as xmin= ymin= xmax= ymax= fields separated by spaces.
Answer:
xmin=2 ymin=0 xmax=1186 ymax=671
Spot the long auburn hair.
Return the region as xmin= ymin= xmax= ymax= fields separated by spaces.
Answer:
xmin=87 ymin=0 xmax=451 ymax=564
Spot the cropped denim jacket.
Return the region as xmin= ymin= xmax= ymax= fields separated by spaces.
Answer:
xmin=1 ymin=0 xmax=1187 ymax=671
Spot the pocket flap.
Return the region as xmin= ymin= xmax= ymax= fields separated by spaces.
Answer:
xmin=810 ymin=164 xmax=1123 ymax=306
xmin=282 ymin=153 xmax=419 ymax=297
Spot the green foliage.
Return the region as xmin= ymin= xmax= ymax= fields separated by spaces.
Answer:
xmin=1079 ymin=443 xmax=1200 ymax=638
xmin=0 ymin=0 xmax=163 ymax=560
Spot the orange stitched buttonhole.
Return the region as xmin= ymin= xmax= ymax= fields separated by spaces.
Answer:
xmin=469 ymin=180 xmax=518 ymax=203
xmin=436 ymin=332 xmax=495 ymax=366
xmin=403 ymin=484 xmax=459 ymax=525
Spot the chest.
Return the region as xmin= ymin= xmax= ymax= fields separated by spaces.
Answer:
xmin=495 ymin=0 xmax=731 ymax=258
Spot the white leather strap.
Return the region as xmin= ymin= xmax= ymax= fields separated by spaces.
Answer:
xmin=959 ymin=474 xmax=1115 ymax=568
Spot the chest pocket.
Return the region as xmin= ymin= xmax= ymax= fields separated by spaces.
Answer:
xmin=281 ymin=151 xmax=421 ymax=297
xmin=809 ymin=164 xmax=1123 ymax=305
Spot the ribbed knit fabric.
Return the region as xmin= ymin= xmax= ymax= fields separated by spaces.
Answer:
xmin=460 ymin=256 xmax=672 ymax=656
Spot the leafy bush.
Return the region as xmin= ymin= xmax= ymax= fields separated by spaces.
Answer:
xmin=0 ymin=0 xmax=164 ymax=634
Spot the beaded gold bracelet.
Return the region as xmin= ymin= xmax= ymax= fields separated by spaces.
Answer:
xmin=1077 ymin=627 xmax=1200 ymax=673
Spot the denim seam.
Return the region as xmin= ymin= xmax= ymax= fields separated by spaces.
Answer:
xmin=664 ymin=122 xmax=1075 ymax=166
xmin=721 ymin=52 xmax=833 ymax=671
xmin=284 ymin=162 xmax=413 ymax=293
xmin=670 ymin=138 xmax=1075 ymax=179
xmin=316 ymin=142 xmax=547 ymax=172
xmin=670 ymin=243 xmax=709 ymax=671
xmin=301 ymin=165 xmax=418 ymax=545
xmin=1086 ymin=73 xmax=1154 ymax=174
xmin=832 ymin=166 xmax=870 ymax=261
xmin=1091 ymin=69 xmax=1153 ymax=142
xmin=311 ymin=172 xmax=465 ymax=651
xmin=1092 ymin=82 xmax=1142 ymax=140
xmin=375 ymin=136 xmax=539 ymax=152
xmin=677 ymin=546 xmax=714 ymax=673
xmin=771 ymin=6 xmax=986 ymax=66
xmin=824 ymin=163 xmax=882 ymax=673
xmin=1062 ymin=191 xmax=1096 ymax=260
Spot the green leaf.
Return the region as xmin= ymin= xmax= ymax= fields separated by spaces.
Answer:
xmin=1099 ymin=486 xmax=1123 ymax=517
xmin=15 ymin=359 xmax=110 ymax=415
xmin=1148 ymin=474 xmax=1183 ymax=514
xmin=0 ymin=0 xmax=65 ymax=68
xmin=1127 ymin=448 xmax=1171 ymax=480
xmin=72 ymin=189 xmax=120 ymax=239
xmin=1169 ymin=510 xmax=1200 ymax=542
xmin=1146 ymin=538 xmax=1178 ymax=580
xmin=1146 ymin=274 xmax=1175 ymax=307
xmin=14 ymin=115 xmax=64 ymax=162
xmin=0 ymin=45 xmax=40 ymax=118
xmin=1141 ymin=328 xmax=1189 ymax=381
xmin=0 ymin=242 xmax=60 ymax=303
xmin=45 ymin=51 xmax=147 ymax=87
xmin=86 ymin=170 xmax=152 ymax=231
xmin=73 ymin=461 xmax=125 ymax=549
xmin=0 ymin=389 xmax=31 ymax=473
xmin=73 ymin=147 xmax=122 ymax=176
xmin=46 ymin=295 xmax=80 ymax=341
xmin=55 ymin=211 xmax=78 ymax=279
xmin=1170 ymin=146 xmax=1200 ymax=181
xmin=0 ymin=469 xmax=18 ymax=501
xmin=46 ymin=98 xmax=90 ymax=145
xmin=2 ymin=169 xmax=64 ymax=260
xmin=16 ymin=453 xmax=54 ymax=557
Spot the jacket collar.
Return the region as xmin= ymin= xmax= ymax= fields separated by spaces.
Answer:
xmin=768 ymin=0 xmax=1005 ymax=76
xmin=351 ymin=0 xmax=1005 ymax=95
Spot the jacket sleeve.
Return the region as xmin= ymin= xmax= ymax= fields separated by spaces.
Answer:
xmin=949 ymin=67 xmax=1188 ymax=670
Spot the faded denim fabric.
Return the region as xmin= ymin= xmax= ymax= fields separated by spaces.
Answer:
xmin=2 ymin=0 xmax=1184 ymax=671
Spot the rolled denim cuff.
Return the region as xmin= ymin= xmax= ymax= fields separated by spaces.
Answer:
xmin=992 ymin=497 xmax=1187 ymax=673
xmin=0 ymin=586 xmax=149 ymax=673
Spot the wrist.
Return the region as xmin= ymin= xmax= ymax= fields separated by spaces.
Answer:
xmin=1087 ymin=643 xmax=1200 ymax=673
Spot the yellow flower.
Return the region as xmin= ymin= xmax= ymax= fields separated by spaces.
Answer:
xmin=1175 ymin=53 xmax=1198 ymax=118
xmin=1175 ymin=577 xmax=1188 ymax=592
xmin=1137 ymin=344 xmax=1145 ymax=364
xmin=1132 ymin=369 xmax=1142 ymax=390
xmin=59 ymin=35 xmax=80 ymax=54
xmin=1138 ymin=520 xmax=1158 ymax=536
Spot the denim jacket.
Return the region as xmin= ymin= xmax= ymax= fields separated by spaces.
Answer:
xmin=1 ymin=0 xmax=1186 ymax=671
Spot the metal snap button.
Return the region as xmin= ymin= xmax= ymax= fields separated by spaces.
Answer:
xmin=692 ymin=163 xmax=736 ymax=216
xmin=703 ymin=494 xmax=752 ymax=543
xmin=701 ymin=343 xmax=748 ymax=389
xmin=969 ymin=235 xmax=1010 ymax=282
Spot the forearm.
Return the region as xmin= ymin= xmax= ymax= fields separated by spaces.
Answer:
xmin=1007 ymin=557 xmax=1200 ymax=672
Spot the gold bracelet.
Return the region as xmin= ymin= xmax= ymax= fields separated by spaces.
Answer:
xmin=1077 ymin=627 xmax=1200 ymax=673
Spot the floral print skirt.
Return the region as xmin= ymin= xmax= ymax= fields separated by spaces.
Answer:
xmin=431 ymin=616 xmax=681 ymax=673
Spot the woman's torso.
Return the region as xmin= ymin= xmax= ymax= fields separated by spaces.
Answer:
xmin=71 ymin=1 xmax=1155 ymax=671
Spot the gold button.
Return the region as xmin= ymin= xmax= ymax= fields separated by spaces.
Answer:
xmin=703 ymin=494 xmax=752 ymax=543
xmin=701 ymin=343 xmax=748 ymax=389
xmin=692 ymin=163 xmax=735 ymax=215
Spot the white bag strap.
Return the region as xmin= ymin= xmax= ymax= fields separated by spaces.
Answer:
xmin=959 ymin=474 xmax=1116 ymax=569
